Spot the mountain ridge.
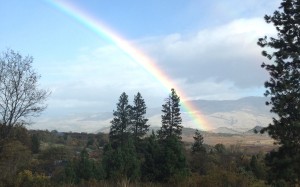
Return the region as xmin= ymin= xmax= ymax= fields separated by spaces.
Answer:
xmin=35 ymin=96 xmax=273 ymax=133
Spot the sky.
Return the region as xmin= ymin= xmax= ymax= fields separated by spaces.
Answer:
xmin=0 ymin=0 xmax=280 ymax=132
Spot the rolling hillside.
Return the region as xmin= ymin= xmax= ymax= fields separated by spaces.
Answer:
xmin=36 ymin=96 xmax=273 ymax=133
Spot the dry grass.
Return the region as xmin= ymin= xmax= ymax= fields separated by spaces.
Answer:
xmin=182 ymin=133 xmax=277 ymax=153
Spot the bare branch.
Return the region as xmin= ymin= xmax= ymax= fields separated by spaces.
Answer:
xmin=0 ymin=49 xmax=50 ymax=132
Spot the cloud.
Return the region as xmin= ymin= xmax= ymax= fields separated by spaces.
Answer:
xmin=35 ymin=17 xmax=277 ymax=132
xmin=39 ymin=45 xmax=169 ymax=118
xmin=138 ymin=18 xmax=276 ymax=89
xmin=41 ymin=17 xmax=276 ymax=116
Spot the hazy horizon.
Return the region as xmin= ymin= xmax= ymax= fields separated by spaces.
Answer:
xmin=1 ymin=0 xmax=279 ymax=131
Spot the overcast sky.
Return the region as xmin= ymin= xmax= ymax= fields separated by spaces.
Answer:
xmin=0 ymin=0 xmax=280 ymax=131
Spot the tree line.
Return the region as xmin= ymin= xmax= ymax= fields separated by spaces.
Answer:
xmin=1 ymin=0 xmax=300 ymax=186
xmin=0 ymin=89 xmax=271 ymax=186
xmin=101 ymin=89 xmax=188 ymax=183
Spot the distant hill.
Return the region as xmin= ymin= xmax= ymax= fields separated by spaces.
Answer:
xmin=245 ymin=126 xmax=266 ymax=134
xmin=36 ymin=96 xmax=273 ymax=133
xmin=210 ymin=127 xmax=243 ymax=134
xmin=186 ymin=96 xmax=273 ymax=131
xmin=95 ymin=126 xmax=274 ymax=148
xmin=192 ymin=96 xmax=270 ymax=115
xmin=97 ymin=126 xmax=206 ymax=136
xmin=97 ymin=126 xmax=264 ymax=136
xmin=92 ymin=97 xmax=274 ymax=133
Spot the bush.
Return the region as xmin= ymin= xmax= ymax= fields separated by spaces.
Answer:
xmin=16 ymin=170 xmax=50 ymax=187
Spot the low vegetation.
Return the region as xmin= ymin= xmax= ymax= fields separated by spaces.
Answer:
xmin=0 ymin=126 xmax=273 ymax=186
xmin=1 ymin=0 xmax=300 ymax=186
xmin=0 ymin=90 xmax=273 ymax=187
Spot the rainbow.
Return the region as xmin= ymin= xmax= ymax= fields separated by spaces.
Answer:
xmin=45 ymin=0 xmax=211 ymax=130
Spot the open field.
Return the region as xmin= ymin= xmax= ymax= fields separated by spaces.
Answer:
xmin=183 ymin=133 xmax=276 ymax=153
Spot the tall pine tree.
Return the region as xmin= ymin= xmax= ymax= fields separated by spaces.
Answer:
xmin=258 ymin=0 xmax=300 ymax=185
xmin=102 ymin=140 xmax=140 ymax=181
xmin=155 ymin=89 xmax=188 ymax=181
xmin=191 ymin=129 xmax=206 ymax=154
xmin=131 ymin=92 xmax=149 ymax=141
xmin=109 ymin=92 xmax=131 ymax=147
xmin=158 ymin=88 xmax=182 ymax=140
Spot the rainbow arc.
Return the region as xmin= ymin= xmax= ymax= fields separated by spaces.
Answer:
xmin=46 ymin=0 xmax=211 ymax=130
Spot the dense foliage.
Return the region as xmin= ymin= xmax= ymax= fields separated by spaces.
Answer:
xmin=0 ymin=90 xmax=272 ymax=186
xmin=191 ymin=129 xmax=206 ymax=154
xmin=158 ymin=88 xmax=183 ymax=140
xmin=109 ymin=92 xmax=132 ymax=147
xmin=0 ymin=125 xmax=271 ymax=187
xmin=2 ymin=0 xmax=299 ymax=185
xmin=131 ymin=92 xmax=149 ymax=141
xmin=258 ymin=0 xmax=300 ymax=185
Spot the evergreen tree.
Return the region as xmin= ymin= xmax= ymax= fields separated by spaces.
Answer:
xmin=109 ymin=92 xmax=131 ymax=147
xmin=258 ymin=0 xmax=300 ymax=185
xmin=155 ymin=89 xmax=188 ymax=182
xmin=76 ymin=150 xmax=94 ymax=181
xmin=191 ymin=129 xmax=206 ymax=154
xmin=102 ymin=140 xmax=140 ymax=181
xmin=250 ymin=154 xmax=266 ymax=180
xmin=141 ymin=131 xmax=162 ymax=182
xmin=131 ymin=92 xmax=149 ymax=141
xmin=31 ymin=134 xmax=40 ymax=154
xmin=190 ymin=130 xmax=208 ymax=175
xmin=64 ymin=160 xmax=76 ymax=184
xmin=159 ymin=135 xmax=189 ymax=182
xmin=158 ymin=88 xmax=182 ymax=140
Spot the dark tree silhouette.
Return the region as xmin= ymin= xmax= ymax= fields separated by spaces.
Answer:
xmin=102 ymin=140 xmax=140 ymax=181
xmin=31 ymin=134 xmax=40 ymax=154
xmin=191 ymin=129 xmax=206 ymax=154
xmin=258 ymin=0 xmax=300 ymax=185
xmin=158 ymin=88 xmax=182 ymax=140
xmin=109 ymin=92 xmax=131 ymax=147
xmin=131 ymin=92 xmax=149 ymax=140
